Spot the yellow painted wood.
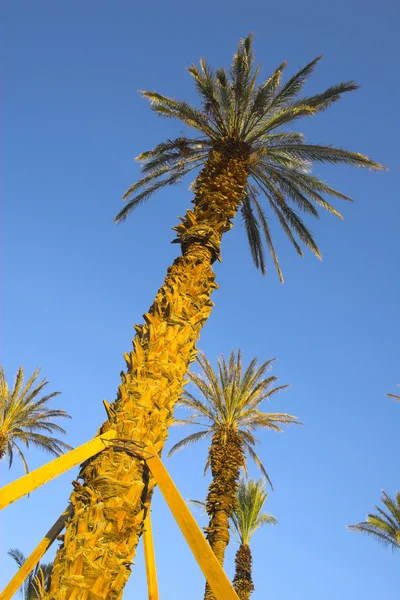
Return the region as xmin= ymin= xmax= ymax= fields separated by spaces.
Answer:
xmin=144 ymin=443 xmax=240 ymax=600
xmin=143 ymin=512 xmax=159 ymax=600
xmin=0 ymin=430 xmax=116 ymax=510
xmin=0 ymin=506 xmax=72 ymax=600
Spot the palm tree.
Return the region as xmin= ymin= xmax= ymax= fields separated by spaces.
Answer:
xmin=231 ymin=478 xmax=276 ymax=600
xmin=387 ymin=385 xmax=400 ymax=402
xmin=189 ymin=478 xmax=276 ymax=600
xmin=348 ymin=491 xmax=400 ymax=550
xmin=47 ymin=35 xmax=384 ymax=599
xmin=8 ymin=548 xmax=53 ymax=599
xmin=168 ymin=350 xmax=298 ymax=599
xmin=0 ymin=366 xmax=71 ymax=473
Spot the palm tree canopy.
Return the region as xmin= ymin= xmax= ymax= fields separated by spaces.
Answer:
xmin=168 ymin=350 xmax=300 ymax=487
xmin=116 ymin=33 xmax=385 ymax=279
xmin=231 ymin=477 xmax=277 ymax=546
xmin=387 ymin=385 xmax=400 ymax=402
xmin=0 ymin=366 xmax=72 ymax=473
xmin=348 ymin=491 xmax=400 ymax=551
xmin=8 ymin=548 xmax=53 ymax=599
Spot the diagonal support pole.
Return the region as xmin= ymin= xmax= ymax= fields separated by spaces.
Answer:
xmin=0 ymin=505 xmax=72 ymax=600
xmin=0 ymin=430 xmax=116 ymax=510
xmin=143 ymin=512 xmax=159 ymax=600
xmin=144 ymin=442 xmax=240 ymax=600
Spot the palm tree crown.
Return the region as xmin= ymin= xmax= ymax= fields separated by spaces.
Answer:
xmin=387 ymin=385 xmax=400 ymax=402
xmin=168 ymin=350 xmax=299 ymax=487
xmin=0 ymin=366 xmax=72 ymax=473
xmin=231 ymin=477 xmax=277 ymax=546
xmin=116 ymin=33 xmax=384 ymax=279
xmin=348 ymin=491 xmax=400 ymax=551
xmin=8 ymin=548 xmax=53 ymax=599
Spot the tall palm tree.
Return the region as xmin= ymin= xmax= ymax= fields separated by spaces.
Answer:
xmin=47 ymin=35 xmax=384 ymax=599
xmin=168 ymin=350 xmax=298 ymax=599
xmin=348 ymin=491 xmax=400 ymax=551
xmin=8 ymin=548 xmax=53 ymax=599
xmin=0 ymin=366 xmax=71 ymax=473
xmin=231 ymin=478 xmax=276 ymax=600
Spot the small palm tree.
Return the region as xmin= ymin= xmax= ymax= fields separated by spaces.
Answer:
xmin=348 ymin=491 xmax=400 ymax=551
xmin=388 ymin=385 xmax=400 ymax=402
xmin=8 ymin=548 xmax=53 ymax=599
xmin=231 ymin=478 xmax=277 ymax=600
xmin=169 ymin=350 xmax=298 ymax=599
xmin=0 ymin=366 xmax=72 ymax=473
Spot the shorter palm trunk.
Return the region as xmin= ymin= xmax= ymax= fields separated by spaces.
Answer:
xmin=233 ymin=544 xmax=254 ymax=600
xmin=204 ymin=428 xmax=245 ymax=600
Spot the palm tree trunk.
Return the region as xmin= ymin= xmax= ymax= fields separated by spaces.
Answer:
xmin=0 ymin=437 xmax=7 ymax=460
xmin=46 ymin=148 xmax=249 ymax=600
xmin=233 ymin=544 xmax=254 ymax=600
xmin=204 ymin=428 xmax=245 ymax=600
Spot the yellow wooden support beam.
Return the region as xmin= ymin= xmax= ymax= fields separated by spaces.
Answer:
xmin=143 ymin=512 xmax=159 ymax=600
xmin=0 ymin=430 xmax=116 ymax=510
xmin=0 ymin=506 xmax=72 ymax=600
xmin=144 ymin=442 xmax=240 ymax=600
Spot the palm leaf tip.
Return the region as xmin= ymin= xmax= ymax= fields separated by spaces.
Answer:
xmin=348 ymin=490 xmax=400 ymax=551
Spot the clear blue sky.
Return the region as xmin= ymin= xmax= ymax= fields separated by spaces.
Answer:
xmin=1 ymin=1 xmax=399 ymax=598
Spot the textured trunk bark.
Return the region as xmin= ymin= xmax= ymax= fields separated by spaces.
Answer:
xmin=204 ymin=428 xmax=245 ymax=600
xmin=233 ymin=544 xmax=254 ymax=600
xmin=46 ymin=147 xmax=248 ymax=600
xmin=0 ymin=432 xmax=8 ymax=459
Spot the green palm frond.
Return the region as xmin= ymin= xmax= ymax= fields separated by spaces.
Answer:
xmin=117 ymin=33 xmax=385 ymax=279
xmin=348 ymin=491 xmax=400 ymax=551
xmin=168 ymin=430 xmax=211 ymax=457
xmin=168 ymin=350 xmax=299 ymax=486
xmin=230 ymin=478 xmax=277 ymax=546
xmin=8 ymin=548 xmax=53 ymax=599
xmin=0 ymin=366 xmax=72 ymax=473
xmin=387 ymin=385 xmax=400 ymax=402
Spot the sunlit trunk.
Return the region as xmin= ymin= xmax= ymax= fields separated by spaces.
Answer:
xmin=233 ymin=544 xmax=254 ymax=600
xmin=204 ymin=428 xmax=245 ymax=600
xmin=46 ymin=146 xmax=249 ymax=599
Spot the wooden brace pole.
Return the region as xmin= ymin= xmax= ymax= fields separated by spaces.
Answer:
xmin=0 ymin=506 xmax=72 ymax=600
xmin=0 ymin=430 xmax=116 ymax=510
xmin=144 ymin=442 xmax=240 ymax=600
xmin=143 ymin=512 xmax=159 ymax=600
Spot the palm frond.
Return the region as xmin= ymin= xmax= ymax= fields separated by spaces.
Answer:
xmin=251 ymin=194 xmax=283 ymax=281
xmin=230 ymin=477 xmax=276 ymax=545
xmin=0 ymin=366 xmax=71 ymax=472
xmin=167 ymin=430 xmax=210 ymax=458
xmin=8 ymin=548 xmax=26 ymax=569
xmin=348 ymin=490 xmax=400 ymax=551
xmin=242 ymin=442 xmax=273 ymax=489
xmin=270 ymin=144 xmax=386 ymax=170
xmin=387 ymin=385 xmax=400 ymax=402
xmin=241 ymin=192 xmax=266 ymax=274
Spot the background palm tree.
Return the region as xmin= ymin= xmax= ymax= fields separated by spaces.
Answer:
xmin=231 ymin=478 xmax=277 ymax=600
xmin=169 ymin=350 xmax=298 ymax=599
xmin=0 ymin=366 xmax=71 ymax=473
xmin=387 ymin=385 xmax=400 ymax=402
xmin=348 ymin=491 xmax=400 ymax=551
xmin=8 ymin=548 xmax=53 ymax=599
xmin=48 ymin=35 xmax=384 ymax=599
